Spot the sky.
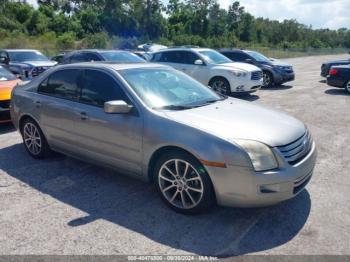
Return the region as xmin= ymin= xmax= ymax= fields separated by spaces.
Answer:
xmin=26 ymin=0 xmax=350 ymax=30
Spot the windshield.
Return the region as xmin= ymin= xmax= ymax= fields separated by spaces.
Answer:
xmin=199 ymin=50 xmax=232 ymax=64
xmin=0 ymin=67 xmax=16 ymax=81
xmin=8 ymin=51 xmax=49 ymax=62
xmin=246 ymin=51 xmax=270 ymax=63
xmin=101 ymin=51 xmax=146 ymax=63
xmin=120 ymin=68 xmax=223 ymax=109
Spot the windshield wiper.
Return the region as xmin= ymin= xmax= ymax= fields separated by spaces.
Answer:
xmin=152 ymin=105 xmax=193 ymax=110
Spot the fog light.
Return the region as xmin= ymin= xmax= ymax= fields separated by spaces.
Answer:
xmin=236 ymin=85 xmax=244 ymax=91
xmin=260 ymin=184 xmax=280 ymax=194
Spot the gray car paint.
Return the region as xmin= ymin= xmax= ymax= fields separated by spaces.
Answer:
xmin=10 ymin=62 xmax=317 ymax=207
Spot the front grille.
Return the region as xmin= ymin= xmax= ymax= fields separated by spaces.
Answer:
xmin=0 ymin=100 xmax=10 ymax=110
xmin=277 ymin=129 xmax=313 ymax=165
xmin=31 ymin=66 xmax=49 ymax=77
xmin=283 ymin=66 xmax=293 ymax=73
xmin=251 ymin=70 xmax=263 ymax=80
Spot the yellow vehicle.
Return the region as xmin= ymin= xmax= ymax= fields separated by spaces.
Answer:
xmin=0 ymin=66 xmax=21 ymax=123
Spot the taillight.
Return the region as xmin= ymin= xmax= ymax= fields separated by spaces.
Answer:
xmin=329 ymin=69 xmax=338 ymax=75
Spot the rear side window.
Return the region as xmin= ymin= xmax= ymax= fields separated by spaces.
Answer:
xmin=154 ymin=51 xmax=184 ymax=63
xmin=80 ymin=69 xmax=129 ymax=107
xmin=38 ymin=69 xmax=81 ymax=100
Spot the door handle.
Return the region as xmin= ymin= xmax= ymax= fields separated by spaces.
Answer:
xmin=35 ymin=101 xmax=41 ymax=108
xmin=80 ymin=111 xmax=88 ymax=120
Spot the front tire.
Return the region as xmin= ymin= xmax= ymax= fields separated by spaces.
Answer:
xmin=262 ymin=71 xmax=274 ymax=88
xmin=153 ymin=151 xmax=215 ymax=214
xmin=209 ymin=77 xmax=231 ymax=95
xmin=345 ymin=80 xmax=350 ymax=94
xmin=21 ymin=118 xmax=52 ymax=159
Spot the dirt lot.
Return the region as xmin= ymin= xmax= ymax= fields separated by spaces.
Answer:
xmin=0 ymin=54 xmax=349 ymax=257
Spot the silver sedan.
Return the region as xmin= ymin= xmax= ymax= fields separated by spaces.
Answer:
xmin=10 ymin=63 xmax=317 ymax=214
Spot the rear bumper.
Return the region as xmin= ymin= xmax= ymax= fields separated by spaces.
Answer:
xmin=0 ymin=100 xmax=11 ymax=123
xmin=327 ymin=76 xmax=346 ymax=88
xmin=206 ymin=141 xmax=317 ymax=208
xmin=0 ymin=108 xmax=11 ymax=123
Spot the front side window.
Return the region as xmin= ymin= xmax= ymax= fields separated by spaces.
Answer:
xmin=199 ymin=50 xmax=232 ymax=65
xmin=223 ymin=52 xmax=250 ymax=62
xmin=120 ymin=68 xmax=223 ymax=109
xmin=80 ymin=69 xmax=128 ymax=107
xmin=100 ymin=51 xmax=145 ymax=63
xmin=8 ymin=51 xmax=49 ymax=62
xmin=182 ymin=51 xmax=201 ymax=65
xmin=38 ymin=69 xmax=81 ymax=100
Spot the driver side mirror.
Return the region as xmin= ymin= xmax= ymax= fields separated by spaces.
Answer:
xmin=0 ymin=56 xmax=9 ymax=64
xmin=194 ymin=59 xmax=204 ymax=65
xmin=245 ymin=58 xmax=254 ymax=64
xmin=104 ymin=100 xmax=133 ymax=114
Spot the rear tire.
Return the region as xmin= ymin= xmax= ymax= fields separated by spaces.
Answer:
xmin=209 ymin=77 xmax=231 ymax=95
xmin=153 ymin=151 xmax=215 ymax=214
xmin=21 ymin=118 xmax=52 ymax=159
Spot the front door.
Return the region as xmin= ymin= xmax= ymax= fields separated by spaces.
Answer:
xmin=73 ymin=69 xmax=143 ymax=176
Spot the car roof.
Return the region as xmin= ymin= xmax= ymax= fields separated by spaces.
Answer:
xmin=2 ymin=49 xmax=41 ymax=52
xmin=219 ymin=49 xmax=247 ymax=53
xmin=68 ymin=49 xmax=127 ymax=54
xmin=55 ymin=62 xmax=171 ymax=71
xmin=154 ymin=47 xmax=212 ymax=53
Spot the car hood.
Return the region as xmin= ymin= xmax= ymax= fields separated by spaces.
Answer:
xmin=214 ymin=62 xmax=261 ymax=72
xmin=10 ymin=61 xmax=57 ymax=68
xmin=260 ymin=59 xmax=291 ymax=67
xmin=163 ymin=98 xmax=305 ymax=147
xmin=0 ymin=79 xmax=21 ymax=100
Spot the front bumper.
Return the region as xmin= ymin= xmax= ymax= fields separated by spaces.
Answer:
xmin=206 ymin=141 xmax=317 ymax=208
xmin=274 ymin=71 xmax=295 ymax=84
xmin=229 ymin=79 xmax=262 ymax=93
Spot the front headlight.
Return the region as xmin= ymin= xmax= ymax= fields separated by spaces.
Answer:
xmin=229 ymin=70 xmax=247 ymax=77
xmin=233 ymin=139 xmax=278 ymax=171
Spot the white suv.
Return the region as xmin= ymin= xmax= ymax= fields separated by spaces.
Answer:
xmin=151 ymin=48 xmax=263 ymax=94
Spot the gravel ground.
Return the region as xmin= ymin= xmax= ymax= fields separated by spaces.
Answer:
xmin=0 ymin=54 xmax=349 ymax=257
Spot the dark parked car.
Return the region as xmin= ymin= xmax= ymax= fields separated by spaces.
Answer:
xmin=0 ymin=49 xmax=57 ymax=80
xmin=219 ymin=49 xmax=295 ymax=87
xmin=321 ymin=54 xmax=350 ymax=77
xmin=61 ymin=49 xmax=146 ymax=64
xmin=326 ymin=65 xmax=350 ymax=94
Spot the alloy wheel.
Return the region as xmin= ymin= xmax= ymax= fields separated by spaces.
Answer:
xmin=211 ymin=80 xmax=228 ymax=95
xmin=23 ymin=122 xmax=42 ymax=155
xmin=346 ymin=81 xmax=350 ymax=94
xmin=158 ymin=159 xmax=204 ymax=209
xmin=263 ymin=72 xmax=272 ymax=87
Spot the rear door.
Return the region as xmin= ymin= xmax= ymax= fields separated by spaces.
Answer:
xmin=152 ymin=51 xmax=184 ymax=71
xmin=36 ymin=69 xmax=83 ymax=153
xmin=73 ymin=69 xmax=143 ymax=176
